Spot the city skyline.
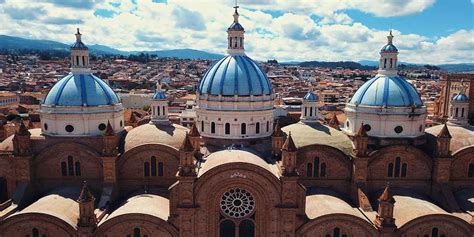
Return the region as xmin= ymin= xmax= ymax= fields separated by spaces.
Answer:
xmin=0 ymin=0 xmax=473 ymax=64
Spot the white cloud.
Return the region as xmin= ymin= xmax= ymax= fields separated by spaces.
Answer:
xmin=0 ymin=0 xmax=471 ymax=64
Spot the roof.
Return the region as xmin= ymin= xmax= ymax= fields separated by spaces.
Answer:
xmin=305 ymin=188 xmax=370 ymax=221
xmin=198 ymin=149 xmax=280 ymax=178
xmin=198 ymin=55 xmax=272 ymax=97
xmin=43 ymin=73 xmax=120 ymax=106
xmin=452 ymin=93 xmax=469 ymax=102
xmin=282 ymin=122 xmax=353 ymax=155
xmin=0 ymin=128 xmax=42 ymax=152
xmin=152 ymin=91 xmax=167 ymax=100
xmin=349 ymin=75 xmax=423 ymax=107
xmin=303 ymin=90 xmax=318 ymax=101
xmin=228 ymin=22 xmax=244 ymax=31
xmin=124 ymin=123 xmax=188 ymax=152
xmin=104 ymin=194 xmax=169 ymax=221
xmin=381 ymin=44 xmax=398 ymax=52
xmin=282 ymin=133 xmax=297 ymax=152
xmin=426 ymin=124 xmax=474 ymax=153
xmin=12 ymin=187 xmax=82 ymax=228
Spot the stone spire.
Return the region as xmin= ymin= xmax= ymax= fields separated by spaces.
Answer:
xmin=179 ymin=133 xmax=196 ymax=176
xmin=103 ymin=120 xmax=115 ymax=136
xmin=102 ymin=120 xmax=118 ymax=157
xmin=328 ymin=113 xmax=340 ymax=130
xmin=375 ymin=183 xmax=396 ymax=231
xmin=188 ymin=122 xmax=201 ymax=151
xmin=227 ymin=2 xmax=245 ymax=55
xmin=352 ymin=123 xmax=369 ymax=157
xmin=281 ymin=132 xmax=298 ymax=176
xmin=436 ymin=123 xmax=451 ymax=158
xmin=77 ymin=181 xmax=97 ymax=233
xmin=13 ymin=120 xmax=32 ymax=156
xmin=271 ymin=121 xmax=285 ymax=157
xmin=378 ymin=30 xmax=398 ymax=76
xmin=78 ymin=181 xmax=94 ymax=202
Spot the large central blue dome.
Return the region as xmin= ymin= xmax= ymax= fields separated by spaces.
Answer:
xmin=44 ymin=73 xmax=120 ymax=106
xmin=198 ymin=55 xmax=272 ymax=96
xmin=349 ymin=75 xmax=423 ymax=107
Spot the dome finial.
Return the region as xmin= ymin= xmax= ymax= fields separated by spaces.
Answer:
xmin=233 ymin=0 xmax=239 ymax=23
xmin=387 ymin=30 xmax=394 ymax=45
xmin=459 ymin=79 xmax=466 ymax=95
xmin=75 ymin=28 xmax=82 ymax=42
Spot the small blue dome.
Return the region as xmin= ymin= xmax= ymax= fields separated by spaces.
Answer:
xmin=71 ymin=41 xmax=88 ymax=50
xmin=452 ymin=93 xmax=469 ymax=102
xmin=303 ymin=90 xmax=318 ymax=101
xmin=153 ymin=91 xmax=167 ymax=100
xmin=44 ymin=73 xmax=120 ymax=106
xmin=228 ymin=22 xmax=244 ymax=31
xmin=349 ymin=75 xmax=423 ymax=107
xmin=381 ymin=44 xmax=398 ymax=52
xmin=198 ymin=55 xmax=272 ymax=96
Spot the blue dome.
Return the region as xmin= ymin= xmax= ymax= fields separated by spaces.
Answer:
xmin=381 ymin=44 xmax=398 ymax=52
xmin=198 ymin=55 xmax=272 ymax=96
xmin=303 ymin=90 xmax=318 ymax=101
xmin=44 ymin=73 xmax=120 ymax=106
xmin=452 ymin=93 xmax=469 ymax=102
xmin=153 ymin=91 xmax=167 ymax=100
xmin=71 ymin=41 xmax=88 ymax=49
xmin=228 ymin=22 xmax=244 ymax=31
xmin=349 ymin=75 xmax=423 ymax=107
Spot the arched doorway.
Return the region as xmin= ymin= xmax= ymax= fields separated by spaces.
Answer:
xmin=218 ymin=188 xmax=255 ymax=237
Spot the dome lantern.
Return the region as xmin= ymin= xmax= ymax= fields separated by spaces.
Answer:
xmin=71 ymin=28 xmax=91 ymax=73
xmin=301 ymin=88 xmax=319 ymax=122
xmin=378 ymin=30 xmax=399 ymax=76
xmin=448 ymin=80 xmax=469 ymax=126
xmin=151 ymin=81 xmax=169 ymax=124
xmin=227 ymin=3 xmax=245 ymax=55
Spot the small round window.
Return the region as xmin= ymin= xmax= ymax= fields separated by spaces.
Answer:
xmin=65 ymin=125 xmax=74 ymax=133
xmin=98 ymin=123 xmax=106 ymax=131
xmin=394 ymin=126 xmax=403 ymax=134
xmin=363 ymin=124 xmax=371 ymax=132
xmin=44 ymin=123 xmax=48 ymax=130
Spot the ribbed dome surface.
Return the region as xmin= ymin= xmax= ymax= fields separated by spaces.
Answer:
xmin=453 ymin=93 xmax=469 ymax=102
xmin=381 ymin=44 xmax=398 ymax=52
xmin=349 ymin=75 xmax=422 ymax=107
xmin=303 ymin=90 xmax=318 ymax=101
xmin=198 ymin=55 xmax=272 ymax=96
xmin=152 ymin=91 xmax=167 ymax=100
xmin=228 ymin=22 xmax=244 ymax=31
xmin=44 ymin=73 xmax=120 ymax=106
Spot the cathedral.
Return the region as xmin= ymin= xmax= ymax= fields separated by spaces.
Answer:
xmin=0 ymin=5 xmax=473 ymax=237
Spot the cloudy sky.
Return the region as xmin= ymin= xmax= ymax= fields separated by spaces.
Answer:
xmin=0 ymin=0 xmax=473 ymax=64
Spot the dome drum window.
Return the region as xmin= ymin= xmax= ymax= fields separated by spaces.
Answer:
xmin=220 ymin=188 xmax=255 ymax=219
xmin=98 ymin=123 xmax=106 ymax=131
xmin=363 ymin=124 xmax=371 ymax=132
xmin=65 ymin=125 xmax=74 ymax=133
xmin=394 ymin=126 xmax=403 ymax=134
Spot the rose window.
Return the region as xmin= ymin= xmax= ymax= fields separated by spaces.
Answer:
xmin=220 ymin=188 xmax=255 ymax=218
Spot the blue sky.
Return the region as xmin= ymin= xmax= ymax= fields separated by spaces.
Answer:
xmin=0 ymin=0 xmax=473 ymax=64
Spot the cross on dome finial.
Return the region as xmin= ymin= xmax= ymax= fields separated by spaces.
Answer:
xmin=233 ymin=0 xmax=240 ymax=23
xmin=387 ymin=30 xmax=394 ymax=44
xmin=75 ymin=28 xmax=82 ymax=42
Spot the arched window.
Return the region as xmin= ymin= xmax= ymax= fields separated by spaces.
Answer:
xmin=32 ymin=228 xmax=39 ymax=237
xmin=455 ymin=108 xmax=459 ymax=117
xmin=468 ymin=163 xmax=474 ymax=178
xmin=304 ymin=107 xmax=307 ymax=117
xmin=432 ymin=227 xmax=439 ymax=237
xmin=390 ymin=58 xmax=393 ymax=68
xmin=387 ymin=163 xmax=394 ymax=177
xmin=201 ymin=121 xmax=205 ymax=132
xmin=211 ymin=122 xmax=216 ymax=134
xmin=162 ymin=106 xmax=166 ymax=115
xmin=320 ymin=163 xmax=326 ymax=177
xmin=158 ymin=162 xmax=164 ymax=177
xmin=401 ymin=163 xmax=407 ymax=177
xmin=157 ymin=106 xmax=160 ymax=116
xmin=133 ymin=228 xmax=141 ymax=237
xmin=313 ymin=157 xmax=320 ymax=177
xmin=82 ymin=56 xmax=85 ymax=66
xmin=461 ymin=108 xmax=465 ymax=117
xmin=394 ymin=157 xmax=401 ymax=177
xmin=239 ymin=220 xmax=255 ymax=237
xmin=144 ymin=162 xmax=150 ymax=177
xmin=225 ymin=123 xmax=231 ymax=135
xmin=220 ymin=220 xmax=235 ymax=237
xmin=384 ymin=58 xmax=387 ymax=68
xmin=309 ymin=107 xmax=313 ymax=117
xmin=229 ymin=38 xmax=232 ymax=48
xmin=306 ymin=163 xmax=313 ymax=177
xmin=75 ymin=161 xmax=81 ymax=176
xmin=255 ymin=122 xmax=260 ymax=134
xmin=266 ymin=121 xmax=270 ymax=132
xmin=76 ymin=56 xmax=79 ymax=66
xmin=67 ymin=156 xmax=74 ymax=176
xmin=151 ymin=156 xmax=157 ymax=176
xmin=241 ymin=123 xmax=246 ymax=135
xmin=61 ymin=161 xmax=67 ymax=176
xmin=333 ymin=227 xmax=340 ymax=237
